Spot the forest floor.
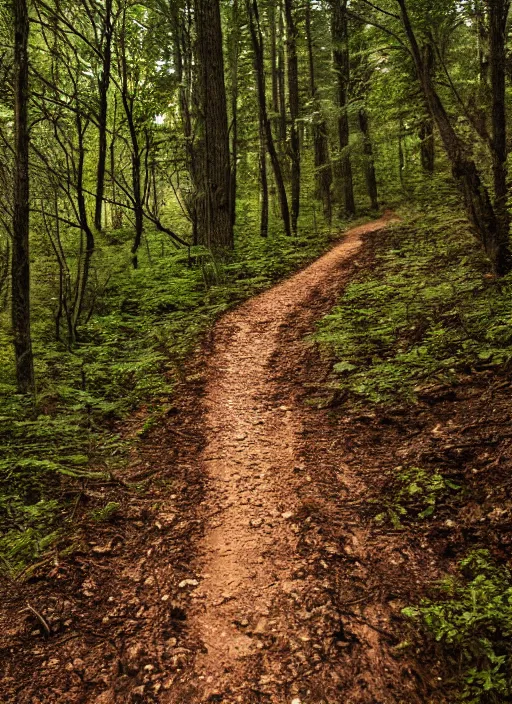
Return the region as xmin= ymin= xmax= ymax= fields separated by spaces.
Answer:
xmin=4 ymin=211 xmax=508 ymax=703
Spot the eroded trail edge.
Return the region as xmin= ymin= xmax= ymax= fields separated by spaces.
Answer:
xmin=168 ymin=214 xmax=403 ymax=703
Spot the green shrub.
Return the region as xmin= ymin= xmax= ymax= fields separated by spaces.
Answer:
xmin=403 ymin=551 xmax=512 ymax=703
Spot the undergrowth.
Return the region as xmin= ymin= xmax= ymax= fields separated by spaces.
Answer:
xmin=315 ymin=197 xmax=512 ymax=702
xmin=0 ymin=211 xmax=342 ymax=576
xmin=404 ymin=551 xmax=512 ymax=703
xmin=314 ymin=198 xmax=512 ymax=403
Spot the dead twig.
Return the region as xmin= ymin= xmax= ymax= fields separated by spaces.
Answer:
xmin=24 ymin=602 xmax=52 ymax=637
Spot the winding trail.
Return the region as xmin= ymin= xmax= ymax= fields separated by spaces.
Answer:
xmin=167 ymin=214 xmax=397 ymax=703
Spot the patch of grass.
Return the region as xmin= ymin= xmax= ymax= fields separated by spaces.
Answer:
xmin=403 ymin=551 xmax=512 ymax=703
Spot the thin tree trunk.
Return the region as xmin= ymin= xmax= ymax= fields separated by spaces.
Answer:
xmin=94 ymin=0 xmax=113 ymax=232
xmin=73 ymin=115 xmax=95 ymax=338
xmin=398 ymin=116 xmax=405 ymax=186
xmin=259 ymin=121 xmax=269 ymax=237
xmin=110 ymin=96 xmax=122 ymax=228
xmin=12 ymin=0 xmax=35 ymax=394
xmin=306 ymin=0 xmax=333 ymax=222
xmin=173 ymin=1 xmax=197 ymax=242
xmin=270 ymin=3 xmax=279 ymax=122
xmin=284 ymin=0 xmax=300 ymax=234
xmin=119 ymin=8 xmax=143 ymax=267
xmin=123 ymin=102 xmax=143 ymax=268
xmin=419 ymin=118 xmax=435 ymax=174
xmin=277 ymin=0 xmax=287 ymax=149
xmin=489 ymin=0 xmax=511 ymax=264
xmin=130 ymin=149 xmax=144 ymax=268
xmin=359 ymin=107 xmax=379 ymax=210
xmin=331 ymin=0 xmax=355 ymax=217
xmin=228 ymin=0 xmax=240 ymax=229
xmin=352 ymin=37 xmax=379 ymax=211
xmin=247 ymin=0 xmax=291 ymax=237
xmin=193 ymin=0 xmax=233 ymax=249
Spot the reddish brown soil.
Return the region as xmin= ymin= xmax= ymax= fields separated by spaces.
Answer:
xmin=3 ymin=212 xmax=511 ymax=704
xmin=163 ymin=213 xmax=416 ymax=704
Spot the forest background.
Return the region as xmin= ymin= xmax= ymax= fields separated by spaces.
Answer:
xmin=3 ymin=1 xmax=512 ymax=700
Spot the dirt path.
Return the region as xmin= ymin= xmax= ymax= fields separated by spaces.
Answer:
xmin=5 ymin=214 xmax=508 ymax=703
xmin=4 ymin=213 xmax=435 ymax=704
xmin=166 ymin=214 xmax=401 ymax=703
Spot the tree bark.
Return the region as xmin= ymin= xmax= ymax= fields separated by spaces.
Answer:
xmin=72 ymin=114 xmax=95 ymax=338
xmin=259 ymin=121 xmax=269 ymax=237
xmin=358 ymin=107 xmax=379 ymax=210
xmin=277 ymin=1 xmax=287 ymax=150
xmin=94 ymin=0 xmax=113 ymax=232
xmin=193 ymin=0 xmax=233 ymax=249
xmin=12 ymin=0 xmax=35 ymax=394
xmin=247 ymin=0 xmax=291 ymax=237
xmin=489 ymin=0 xmax=511 ymax=266
xmin=306 ymin=0 xmax=333 ymax=223
xmin=419 ymin=118 xmax=435 ymax=174
xmin=227 ymin=0 xmax=240 ymax=230
xmin=172 ymin=1 xmax=197 ymax=241
xmin=398 ymin=116 xmax=405 ymax=186
xmin=331 ymin=0 xmax=355 ymax=217
xmin=284 ymin=0 xmax=300 ymax=234
xmin=270 ymin=3 xmax=279 ymax=126
xmin=119 ymin=8 xmax=143 ymax=268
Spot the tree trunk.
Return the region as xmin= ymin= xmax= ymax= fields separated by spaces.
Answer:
xmin=419 ymin=118 xmax=435 ymax=174
xmin=228 ymin=0 xmax=240 ymax=229
xmin=12 ymin=0 xmax=35 ymax=394
xmin=489 ymin=0 xmax=511 ymax=268
xmin=94 ymin=0 xmax=113 ymax=232
xmin=398 ymin=116 xmax=405 ymax=186
xmin=284 ymin=0 xmax=300 ymax=234
xmin=306 ymin=0 xmax=333 ymax=223
xmin=130 ymin=148 xmax=144 ymax=269
xmin=397 ymin=0 xmax=511 ymax=276
xmin=358 ymin=107 xmax=379 ymax=210
xmin=247 ymin=0 xmax=291 ymax=237
xmin=259 ymin=121 xmax=269 ymax=237
xmin=193 ymin=0 xmax=233 ymax=249
xmin=331 ymin=0 xmax=355 ymax=217
xmin=73 ymin=115 xmax=95 ymax=339
xmin=110 ymin=97 xmax=123 ymax=229
xmin=119 ymin=6 xmax=143 ymax=267
xmin=270 ymin=3 xmax=279 ymax=125
xmin=277 ymin=1 xmax=287 ymax=150
xmin=173 ymin=1 xmax=197 ymax=241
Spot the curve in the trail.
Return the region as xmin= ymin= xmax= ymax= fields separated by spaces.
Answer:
xmin=166 ymin=215 xmax=396 ymax=704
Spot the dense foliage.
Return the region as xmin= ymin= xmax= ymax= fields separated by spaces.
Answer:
xmin=314 ymin=190 xmax=512 ymax=702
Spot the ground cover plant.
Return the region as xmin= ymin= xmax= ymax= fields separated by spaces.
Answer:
xmin=404 ymin=551 xmax=512 ymax=704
